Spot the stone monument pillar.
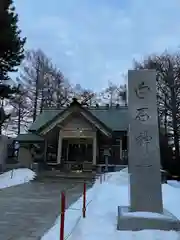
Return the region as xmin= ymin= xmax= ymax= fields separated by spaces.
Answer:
xmin=128 ymin=69 xmax=163 ymax=213
xmin=117 ymin=70 xmax=180 ymax=231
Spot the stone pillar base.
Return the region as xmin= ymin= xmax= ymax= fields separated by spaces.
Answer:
xmin=117 ymin=206 xmax=180 ymax=231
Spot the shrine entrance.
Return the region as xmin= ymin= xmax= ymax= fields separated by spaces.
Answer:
xmin=61 ymin=138 xmax=93 ymax=170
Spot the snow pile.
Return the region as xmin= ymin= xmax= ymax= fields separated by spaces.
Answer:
xmin=106 ymin=167 xmax=130 ymax=186
xmin=42 ymin=169 xmax=180 ymax=240
xmin=42 ymin=180 xmax=100 ymax=240
xmin=162 ymin=183 xmax=180 ymax=219
xmin=0 ymin=168 xmax=36 ymax=189
xmin=167 ymin=180 xmax=180 ymax=188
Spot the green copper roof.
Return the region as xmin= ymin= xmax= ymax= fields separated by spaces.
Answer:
xmin=90 ymin=108 xmax=128 ymax=131
xmin=29 ymin=107 xmax=128 ymax=132
xmin=16 ymin=133 xmax=44 ymax=142
xmin=29 ymin=109 xmax=61 ymax=132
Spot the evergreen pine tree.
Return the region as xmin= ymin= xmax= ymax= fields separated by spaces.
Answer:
xmin=0 ymin=0 xmax=26 ymax=126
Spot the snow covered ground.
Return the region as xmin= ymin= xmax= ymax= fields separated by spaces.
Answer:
xmin=167 ymin=180 xmax=180 ymax=188
xmin=42 ymin=168 xmax=180 ymax=240
xmin=0 ymin=168 xmax=36 ymax=189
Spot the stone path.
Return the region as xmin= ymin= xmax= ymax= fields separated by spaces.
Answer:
xmin=0 ymin=178 xmax=92 ymax=240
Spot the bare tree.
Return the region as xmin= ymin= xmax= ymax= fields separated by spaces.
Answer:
xmin=8 ymin=82 xmax=31 ymax=134
xmin=43 ymin=70 xmax=71 ymax=109
xmin=134 ymin=52 xmax=180 ymax=160
xmin=99 ymin=81 xmax=127 ymax=106
xmin=20 ymin=49 xmax=71 ymax=118
xmin=71 ymin=84 xmax=97 ymax=106
xmin=20 ymin=49 xmax=53 ymax=121
xmin=80 ymin=89 xmax=97 ymax=106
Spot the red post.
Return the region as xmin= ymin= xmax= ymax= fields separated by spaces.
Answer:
xmin=83 ymin=182 xmax=86 ymax=218
xmin=60 ymin=191 xmax=65 ymax=240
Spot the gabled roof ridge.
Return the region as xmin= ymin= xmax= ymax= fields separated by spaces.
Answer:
xmin=42 ymin=105 xmax=128 ymax=111
xmin=42 ymin=107 xmax=65 ymax=111
xmin=88 ymin=106 xmax=128 ymax=110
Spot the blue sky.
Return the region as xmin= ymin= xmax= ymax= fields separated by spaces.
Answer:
xmin=14 ymin=0 xmax=180 ymax=91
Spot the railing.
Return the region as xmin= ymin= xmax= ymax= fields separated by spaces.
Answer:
xmin=59 ymin=173 xmax=109 ymax=240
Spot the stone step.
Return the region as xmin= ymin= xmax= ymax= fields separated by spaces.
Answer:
xmin=36 ymin=170 xmax=97 ymax=181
